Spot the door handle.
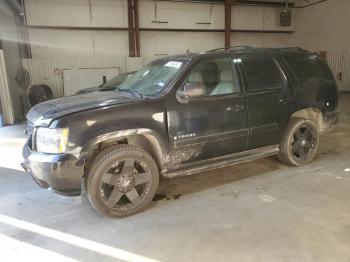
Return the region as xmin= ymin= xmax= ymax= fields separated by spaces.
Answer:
xmin=226 ymin=104 xmax=245 ymax=112
xmin=279 ymin=96 xmax=293 ymax=104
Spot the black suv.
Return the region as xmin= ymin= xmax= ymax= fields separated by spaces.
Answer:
xmin=22 ymin=47 xmax=339 ymax=217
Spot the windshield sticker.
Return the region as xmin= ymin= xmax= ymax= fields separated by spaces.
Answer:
xmin=165 ymin=61 xmax=182 ymax=68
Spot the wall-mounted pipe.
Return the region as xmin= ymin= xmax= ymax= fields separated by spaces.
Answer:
xmin=154 ymin=0 xmax=295 ymax=8
xmin=151 ymin=0 xmax=328 ymax=8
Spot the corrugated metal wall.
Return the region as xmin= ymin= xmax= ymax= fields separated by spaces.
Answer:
xmin=327 ymin=48 xmax=350 ymax=92
xmin=22 ymin=56 xmax=128 ymax=97
xmin=0 ymin=51 xmax=15 ymax=125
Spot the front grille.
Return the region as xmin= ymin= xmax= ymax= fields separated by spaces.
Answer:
xmin=25 ymin=121 xmax=34 ymax=137
xmin=28 ymin=135 xmax=33 ymax=150
xmin=25 ymin=121 xmax=35 ymax=150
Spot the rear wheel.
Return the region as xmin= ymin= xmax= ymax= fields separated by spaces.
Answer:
xmin=278 ymin=118 xmax=319 ymax=166
xmin=86 ymin=145 xmax=159 ymax=217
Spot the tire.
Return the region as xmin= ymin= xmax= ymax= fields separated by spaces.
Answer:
xmin=86 ymin=145 xmax=159 ymax=218
xmin=278 ymin=118 xmax=320 ymax=166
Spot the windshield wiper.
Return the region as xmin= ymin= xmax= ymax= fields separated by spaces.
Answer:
xmin=116 ymin=88 xmax=143 ymax=98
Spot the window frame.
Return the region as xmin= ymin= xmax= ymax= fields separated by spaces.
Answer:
xmin=177 ymin=55 xmax=243 ymax=102
xmin=238 ymin=54 xmax=288 ymax=94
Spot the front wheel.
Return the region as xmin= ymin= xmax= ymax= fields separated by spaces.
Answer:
xmin=278 ymin=118 xmax=320 ymax=166
xmin=86 ymin=145 xmax=159 ymax=217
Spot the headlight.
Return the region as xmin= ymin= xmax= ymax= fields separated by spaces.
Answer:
xmin=36 ymin=128 xmax=69 ymax=154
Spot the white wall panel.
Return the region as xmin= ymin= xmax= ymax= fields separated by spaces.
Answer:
xmin=26 ymin=0 xmax=92 ymax=27
xmin=293 ymin=0 xmax=350 ymax=51
xmin=28 ymin=29 xmax=128 ymax=57
xmin=140 ymin=1 xmax=185 ymax=28
xmin=92 ymin=31 xmax=128 ymax=56
xmin=232 ymin=5 xmax=293 ymax=31
xmin=231 ymin=32 xmax=292 ymax=48
xmin=139 ymin=1 xmax=224 ymax=30
xmin=140 ymin=31 xmax=292 ymax=59
xmin=262 ymin=6 xmax=293 ymax=31
xmin=232 ymin=5 xmax=263 ymax=30
xmin=140 ymin=31 xmax=223 ymax=58
xmin=28 ymin=29 xmax=94 ymax=57
xmin=25 ymin=0 xmax=128 ymax=27
xmin=90 ymin=0 xmax=128 ymax=27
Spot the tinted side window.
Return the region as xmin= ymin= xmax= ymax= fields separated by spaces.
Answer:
xmin=285 ymin=55 xmax=334 ymax=84
xmin=185 ymin=57 xmax=240 ymax=97
xmin=241 ymin=56 xmax=285 ymax=92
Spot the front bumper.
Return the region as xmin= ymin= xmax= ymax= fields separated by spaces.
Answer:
xmin=22 ymin=142 xmax=84 ymax=196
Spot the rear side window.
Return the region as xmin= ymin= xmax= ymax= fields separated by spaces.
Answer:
xmin=285 ymin=55 xmax=334 ymax=84
xmin=241 ymin=56 xmax=285 ymax=92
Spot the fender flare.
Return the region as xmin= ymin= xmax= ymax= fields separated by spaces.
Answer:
xmin=78 ymin=128 xmax=169 ymax=168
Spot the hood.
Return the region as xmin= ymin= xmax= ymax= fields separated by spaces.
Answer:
xmin=27 ymin=91 xmax=140 ymax=126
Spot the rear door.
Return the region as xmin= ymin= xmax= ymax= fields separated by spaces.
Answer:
xmin=236 ymin=53 xmax=297 ymax=150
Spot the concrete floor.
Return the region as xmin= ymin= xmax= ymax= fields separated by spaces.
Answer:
xmin=0 ymin=95 xmax=350 ymax=262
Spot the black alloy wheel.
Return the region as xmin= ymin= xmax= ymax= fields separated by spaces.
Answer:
xmin=87 ymin=145 xmax=159 ymax=217
xmin=290 ymin=123 xmax=317 ymax=162
xmin=99 ymin=158 xmax=152 ymax=211
xmin=278 ymin=118 xmax=320 ymax=166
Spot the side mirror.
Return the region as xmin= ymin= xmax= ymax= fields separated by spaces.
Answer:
xmin=177 ymin=82 xmax=206 ymax=103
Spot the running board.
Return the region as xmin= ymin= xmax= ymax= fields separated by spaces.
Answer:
xmin=163 ymin=145 xmax=279 ymax=178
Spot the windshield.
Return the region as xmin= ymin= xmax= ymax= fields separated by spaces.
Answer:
xmin=102 ymin=73 xmax=132 ymax=89
xmin=118 ymin=59 xmax=186 ymax=97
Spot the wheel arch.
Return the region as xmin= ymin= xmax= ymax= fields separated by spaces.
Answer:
xmin=289 ymin=107 xmax=323 ymax=131
xmin=80 ymin=129 xmax=168 ymax=174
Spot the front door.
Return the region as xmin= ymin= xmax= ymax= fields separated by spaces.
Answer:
xmin=166 ymin=55 xmax=248 ymax=167
xmin=236 ymin=53 xmax=297 ymax=150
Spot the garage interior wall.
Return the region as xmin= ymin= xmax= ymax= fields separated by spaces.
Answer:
xmin=25 ymin=0 xmax=293 ymax=57
xmin=0 ymin=0 xmax=25 ymax=123
xmin=22 ymin=0 xmax=295 ymax=97
xmin=292 ymin=0 xmax=350 ymax=92
xmin=25 ymin=0 xmax=294 ymax=58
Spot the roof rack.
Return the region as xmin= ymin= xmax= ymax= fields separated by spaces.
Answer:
xmin=206 ymin=46 xmax=252 ymax=52
xmin=281 ymin=47 xmax=308 ymax=52
xmin=206 ymin=46 xmax=308 ymax=53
